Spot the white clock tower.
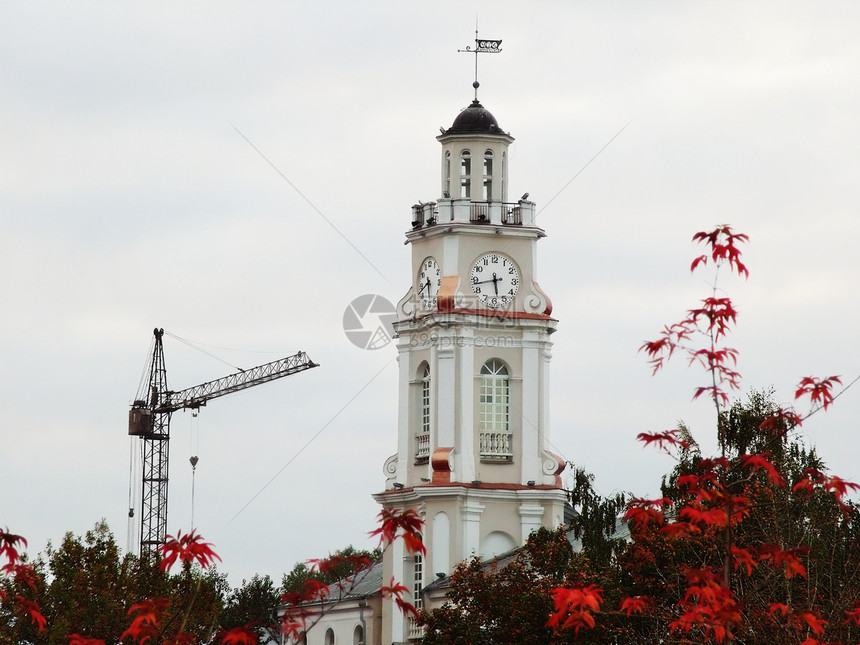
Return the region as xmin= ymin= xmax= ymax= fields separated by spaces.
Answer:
xmin=373 ymin=95 xmax=567 ymax=643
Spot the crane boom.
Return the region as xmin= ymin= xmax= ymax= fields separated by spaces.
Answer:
xmin=128 ymin=328 xmax=318 ymax=555
xmin=157 ymin=351 xmax=317 ymax=414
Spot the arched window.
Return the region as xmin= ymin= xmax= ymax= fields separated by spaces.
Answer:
xmin=479 ymin=359 xmax=512 ymax=459
xmin=409 ymin=536 xmax=425 ymax=639
xmin=459 ymin=150 xmax=471 ymax=198
xmin=444 ymin=151 xmax=451 ymax=197
xmin=415 ymin=363 xmax=430 ymax=461
xmin=483 ymin=149 xmax=494 ymax=200
xmin=501 ymin=151 xmax=506 ymax=201
xmin=324 ymin=627 xmax=335 ymax=645
xmin=353 ymin=624 xmax=364 ymax=645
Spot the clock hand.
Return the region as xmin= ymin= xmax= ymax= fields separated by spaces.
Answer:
xmin=491 ymin=272 xmax=499 ymax=295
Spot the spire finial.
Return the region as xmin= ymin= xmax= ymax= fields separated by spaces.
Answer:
xmin=458 ymin=23 xmax=502 ymax=101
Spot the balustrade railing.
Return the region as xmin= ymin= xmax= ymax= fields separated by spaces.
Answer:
xmin=479 ymin=431 xmax=513 ymax=458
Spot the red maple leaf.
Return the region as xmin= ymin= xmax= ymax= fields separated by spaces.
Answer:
xmin=691 ymin=225 xmax=750 ymax=278
xmin=843 ymin=600 xmax=860 ymax=625
xmin=758 ymin=407 xmax=803 ymax=436
xmin=16 ymin=596 xmax=46 ymax=632
xmin=217 ymin=625 xmax=259 ymax=645
xmin=740 ymin=453 xmax=786 ymax=488
xmin=659 ymin=521 xmax=701 ymax=537
xmin=547 ymin=585 xmax=604 ymax=635
xmin=731 ymin=546 xmax=758 ymax=576
xmin=381 ymin=577 xmax=418 ymax=618
xmin=158 ymin=530 xmax=221 ymax=572
xmin=68 ymin=635 xmax=106 ymax=645
xmin=121 ymin=597 xmax=171 ymax=644
xmin=636 ymin=430 xmax=690 ymax=455
xmin=620 ymin=596 xmax=650 ymax=615
xmin=370 ymin=509 xmax=426 ymax=556
xmin=795 ymin=375 xmax=842 ymax=410
xmin=624 ymin=498 xmax=670 ymax=532
xmin=0 ymin=528 xmax=27 ymax=566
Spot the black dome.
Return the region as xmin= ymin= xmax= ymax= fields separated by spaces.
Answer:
xmin=443 ymin=99 xmax=506 ymax=135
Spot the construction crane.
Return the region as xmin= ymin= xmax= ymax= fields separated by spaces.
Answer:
xmin=129 ymin=328 xmax=318 ymax=555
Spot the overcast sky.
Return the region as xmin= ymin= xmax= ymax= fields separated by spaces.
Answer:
xmin=2 ymin=1 xmax=859 ymax=588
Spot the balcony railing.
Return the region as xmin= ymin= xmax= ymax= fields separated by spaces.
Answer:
xmin=479 ymin=431 xmax=513 ymax=459
xmin=408 ymin=618 xmax=425 ymax=640
xmin=414 ymin=199 xmax=535 ymax=228
xmin=415 ymin=433 xmax=430 ymax=460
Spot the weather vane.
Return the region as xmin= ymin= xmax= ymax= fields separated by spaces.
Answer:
xmin=458 ymin=26 xmax=502 ymax=100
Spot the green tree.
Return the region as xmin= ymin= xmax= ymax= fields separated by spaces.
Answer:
xmin=220 ymin=574 xmax=282 ymax=643
xmin=0 ymin=521 xmax=229 ymax=644
xmin=421 ymin=527 xmax=624 ymax=645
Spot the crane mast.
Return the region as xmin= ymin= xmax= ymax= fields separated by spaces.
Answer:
xmin=129 ymin=328 xmax=318 ymax=555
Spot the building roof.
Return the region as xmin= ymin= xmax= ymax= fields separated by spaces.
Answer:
xmin=324 ymin=559 xmax=385 ymax=602
xmin=442 ymin=99 xmax=507 ymax=136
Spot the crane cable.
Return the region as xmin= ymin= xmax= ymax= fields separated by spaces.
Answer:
xmin=189 ymin=411 xmax=200 ymax=529
xmin=126 ymin=438 xmax=140 ymax=554
xmin=164 ymin=330 xmax=245 ymax=373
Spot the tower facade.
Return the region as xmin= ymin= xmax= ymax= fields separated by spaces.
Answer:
xmin=374 ymin=98 xmax=567 ymax=643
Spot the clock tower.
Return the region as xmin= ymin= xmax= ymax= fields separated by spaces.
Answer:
xmin=374 ymin=96 xmax=567 ymax=643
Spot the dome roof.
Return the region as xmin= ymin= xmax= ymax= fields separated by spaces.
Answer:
xmin=442 ymin=99 xmax=507 ymax=136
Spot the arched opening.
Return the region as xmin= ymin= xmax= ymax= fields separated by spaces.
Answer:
xmin=459 ymin=149 xmax=471 ymax=198
xmin=444 ymin=150 xmax=451 ymax=197
xmin=483 ymin=149 xmax=494 ymax=200
xmin=353 ymin=624 xmax=364 ymax=645
xmin=481 ymin=530 xmax=517 ymax=557
xmin=324 ymin=627 xmax=335 ymax=645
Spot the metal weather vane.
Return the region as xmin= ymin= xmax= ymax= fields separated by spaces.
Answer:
xmin=458 ymin=27 xmax=502 ymax=100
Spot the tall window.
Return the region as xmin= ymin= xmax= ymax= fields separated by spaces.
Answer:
xmin=444 ymin=151 xmax=451 ymax=196
xmin=483 ymin=149 xmax=494 ymax=200
xmin=501 ymin=151 xmax=506 ymax=201
xmin=325 ymin=628 xmax=335 ymax=645
xmin=459 ymin=150 xmax=471 ymax=198
xmin=479 ymin=359 xmax=512 ymax=459
xmin=409 ymin=545 xmax=425 ymax=639
xmin=415 ymin=364 xmax=430 ymax=461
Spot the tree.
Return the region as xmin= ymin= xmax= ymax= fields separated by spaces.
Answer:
xmin=0 ymin=521 xmax=229 ymax=645
xmin=421 ymin=527 xmax=576 ymax=645
xmin=221 ymin=574 xmax=282 ymax=643
xmin=280 ymin=545 xmax=381 ymax=596
xmin=548 ymin=226 xmax=860 ymax=644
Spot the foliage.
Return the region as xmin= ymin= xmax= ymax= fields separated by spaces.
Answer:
xmin=547 ymin=226 xmax=860 ymax=644
xmin=0 ymin=521 xmax=229 ymax=645
xmin=0 ymin=511 xmax=418 ymax=644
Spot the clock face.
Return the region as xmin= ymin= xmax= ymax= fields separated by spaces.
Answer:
xmin=417 ymin=256 xmax=442 ymax=310
xmin=470 ymin=253 xmax=519 ymax=308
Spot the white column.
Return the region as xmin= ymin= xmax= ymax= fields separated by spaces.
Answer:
xmin=520 ymin=332 xmax=542 ymax=484
xmin=395 ymin=340 xmax=412 ymax=484
xmin=519 ymin=503 xmax=545 ymax=543
xmin=456 ymin=329 xmax=475 ymax=482
xmin=434 ymin=335 xmax=456 ymax=449
xmin=462 ymin=500 xmax=485 ymax=559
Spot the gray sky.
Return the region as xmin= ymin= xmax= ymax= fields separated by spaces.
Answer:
xmin=2 ymin=1 xmax=859 ymax=587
